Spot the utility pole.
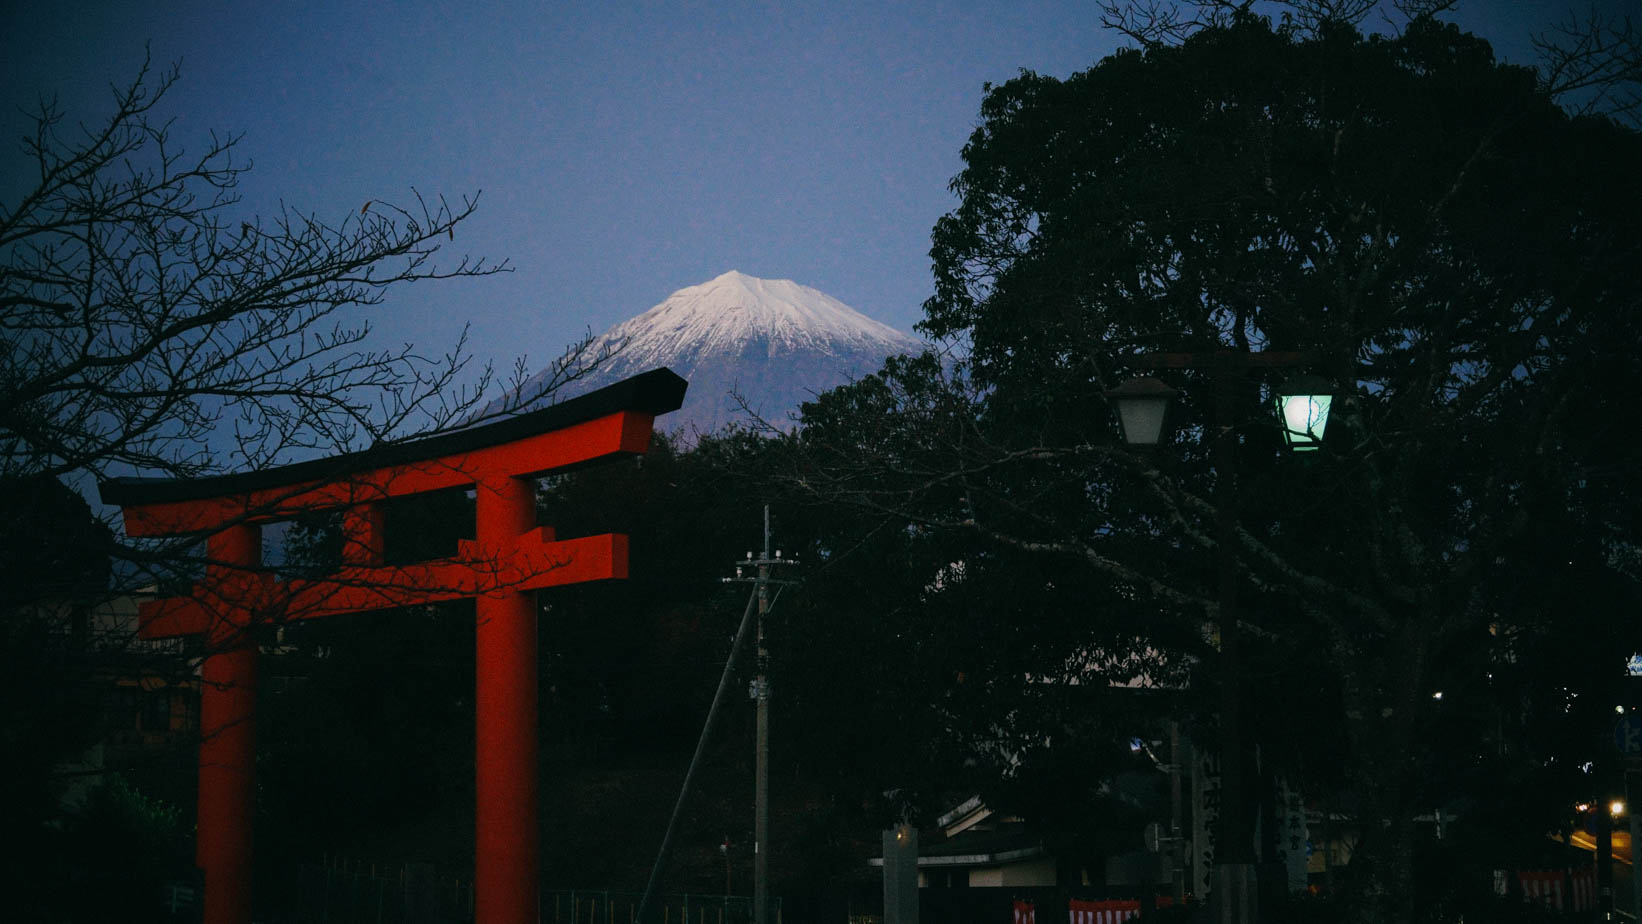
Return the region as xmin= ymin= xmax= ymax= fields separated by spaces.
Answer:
xmin=756 ymin=509 xmax=771 ymax=924
xmin=725 ymin=506 xmax=798 ymax=924
xmin=1631 ymin=769 xmax=1641 ymax=924
xmin=1210 ymin=354 xmax=1255 ymax=924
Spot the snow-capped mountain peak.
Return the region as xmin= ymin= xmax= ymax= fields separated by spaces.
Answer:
xmin=608 ymin=270 xmax=916 ymax=366
xmin=493 ymin=271 xmax=923 ymax=435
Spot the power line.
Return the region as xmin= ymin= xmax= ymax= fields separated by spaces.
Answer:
xmin=635 ymin=505 xmax=797 ymax=924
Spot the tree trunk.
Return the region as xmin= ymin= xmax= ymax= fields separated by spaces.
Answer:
xmin=1331 ymin=624 xmax=1431 ymax=924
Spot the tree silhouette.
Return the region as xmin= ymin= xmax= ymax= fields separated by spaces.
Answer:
xmin=790 ymin=11 xmax=1642 ymax=922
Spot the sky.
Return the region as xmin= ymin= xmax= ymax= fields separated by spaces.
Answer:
xmin=3 ymin=0 xmax=1634 ymax=404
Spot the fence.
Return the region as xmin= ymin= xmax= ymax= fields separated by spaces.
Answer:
xmin=542 ymin=890 xmax=776 ymax=924
xmin=266 ymin=858 xmax=777 ymax=924
xmin=273 ymin=858 xmax=472 ymax=923
xmin=1497 ymin=867 xmax=1599 ymax=914
xmin=1013 ymin=897 xmax=1176 ymax=924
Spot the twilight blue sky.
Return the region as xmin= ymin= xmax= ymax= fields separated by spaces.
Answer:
xmin=3 ymin=0 xmax=1633 ymax=402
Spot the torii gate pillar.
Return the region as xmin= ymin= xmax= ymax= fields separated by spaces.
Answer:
xmin=198 ymin=524 xmax=260 ymax=924
xmin=101 ymin=370 xmax=687 ymax=924
xmin=474 ymin=473 xmax=541 ymax=924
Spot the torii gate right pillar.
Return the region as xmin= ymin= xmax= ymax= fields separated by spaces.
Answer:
xmin=474 ymin=473 xmax=541 ymax=924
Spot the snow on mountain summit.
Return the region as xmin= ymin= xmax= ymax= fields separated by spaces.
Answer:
xmin=609 ymin=270 xmax=917 ymax=367
xmin=494 ymin=271 xmax=923 ymax=435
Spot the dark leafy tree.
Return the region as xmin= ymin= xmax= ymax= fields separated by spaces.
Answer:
xmin=56 ymin=774 xmax=186 ymax=923
xmin=784 ymin=354 xmax=1208 ymax=879
xmin=0 ymin=476 xmax=121 ymax=915
xmin=788 ymin=11 xmax=1642 ymax=923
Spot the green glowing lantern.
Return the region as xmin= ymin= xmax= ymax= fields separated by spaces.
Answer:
xmin=1274 ymin=374 xmax=1333 ymax=451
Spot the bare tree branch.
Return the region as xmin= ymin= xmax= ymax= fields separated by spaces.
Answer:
xmin=1535 ymin=4 xmax=1642 ymax=126
xmin=1 ymin=56 xmax=514 ymax=488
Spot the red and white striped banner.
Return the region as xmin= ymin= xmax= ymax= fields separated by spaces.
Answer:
xmin=1067 ymin=898 xmax=1172 ymax=923
xmin=1570 ymin=866 xmax=1597 ymax=911
xmin=1015 ymin=896 xmax=1175 ymax=924
xmin=1068 ymin=900 xmax=1139 ymax=924
xmin=1517 ymin=870 xmax=1567 ymax=910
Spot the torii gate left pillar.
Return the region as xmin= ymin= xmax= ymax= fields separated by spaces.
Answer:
xmin=101 ymin=369 xmax=687 ymax=924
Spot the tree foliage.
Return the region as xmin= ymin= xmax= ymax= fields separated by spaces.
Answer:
xmin=791 ymin=11 xmax=1642 ymax=921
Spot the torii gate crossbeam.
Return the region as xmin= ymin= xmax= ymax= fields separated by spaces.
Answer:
xmin=100 ymin=369 xmax=687 ymax=924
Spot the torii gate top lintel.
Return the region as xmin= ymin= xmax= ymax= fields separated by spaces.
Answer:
xmin=100 ymin=367 xmax=688 ymax=535
xmin=97 ymin=367 xmax=687 ymax=640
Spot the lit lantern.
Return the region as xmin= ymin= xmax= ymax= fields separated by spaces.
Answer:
xmin=1274 ymin=374 xmax=1333 ymax=451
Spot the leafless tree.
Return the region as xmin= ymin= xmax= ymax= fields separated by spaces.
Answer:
xmin=1 ymin=56 xmax=526 ymax=487
xmin=0 ymin=56 xmax=631 ymax=823
xmin=1535 ymin=4 xmax=1642 ymax=125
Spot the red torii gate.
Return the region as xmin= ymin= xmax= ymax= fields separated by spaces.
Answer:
xmin=100 ymin=369 xmax=687 ymax=924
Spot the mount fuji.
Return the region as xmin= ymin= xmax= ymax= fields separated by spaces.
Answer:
xmin=497 ymin=271 xmax=923 ymax=436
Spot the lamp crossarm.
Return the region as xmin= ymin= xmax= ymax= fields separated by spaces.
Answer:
xmin=1127 ymin=350 xmax=1319 ymax=371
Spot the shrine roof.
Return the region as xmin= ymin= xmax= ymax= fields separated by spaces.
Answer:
xmin=100 ymin=367 xmax=687 ymax=507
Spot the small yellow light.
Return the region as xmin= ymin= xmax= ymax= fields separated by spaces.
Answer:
xmin=1612 ymin=800 xmax=1627 ymax=817
xmin=1577 ymin=803 xmax=1592 ymax=813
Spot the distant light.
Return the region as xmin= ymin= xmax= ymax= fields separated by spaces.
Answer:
xmin=1578 ymin=803 xmax=1593 ymax=813
xmin=1613 ymin=800 xmax=1627 ymax=817
xmin=1432 ymin=691 xmax=1444 ymax=701
xmin=1629 ymin=654 xmax=1642 ymax=676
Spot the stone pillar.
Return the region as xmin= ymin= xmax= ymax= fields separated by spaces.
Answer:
xmin=883 ymin=824 xmax=919 ymax=924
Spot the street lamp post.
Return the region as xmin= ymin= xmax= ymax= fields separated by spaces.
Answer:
xmin=1107 ymin=351 xmax=1330 ymax=924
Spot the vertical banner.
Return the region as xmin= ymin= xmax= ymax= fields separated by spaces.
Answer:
xmin=1191 ymin=749 xmax=1220 ymax=897
xmin=1275 ymin=779 xmax=1310 ymax=892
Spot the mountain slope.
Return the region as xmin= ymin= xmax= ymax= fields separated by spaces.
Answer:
xmin=499 ymin=271 xmax=923 ymax=435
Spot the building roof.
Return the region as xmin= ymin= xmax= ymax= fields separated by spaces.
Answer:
xmin=871 ymin=797 xmax=1046 ymax=869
